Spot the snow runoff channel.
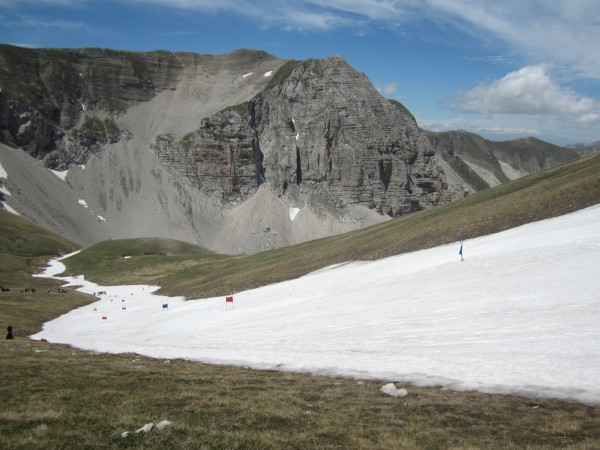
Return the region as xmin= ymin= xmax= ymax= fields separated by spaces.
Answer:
xmin=32 ymin=205 xmax=600 ymax=404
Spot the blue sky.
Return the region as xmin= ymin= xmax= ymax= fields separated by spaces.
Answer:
xmin=1 ymin=0 xmax=599 ymax=146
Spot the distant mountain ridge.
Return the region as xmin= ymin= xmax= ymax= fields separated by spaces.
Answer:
xmin=0 ymin=44 xmax=584 ymax=253
xmin=568 ymin=141 xmax=600 ymax=157
xmin=424 ymin=130 xmax=579 ymax=189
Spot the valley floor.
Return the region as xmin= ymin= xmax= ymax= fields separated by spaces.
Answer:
xmin=32 ymin=205 xmax=600 ymax=404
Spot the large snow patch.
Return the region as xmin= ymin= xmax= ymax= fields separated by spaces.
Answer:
xmin=32 ymin=205 xmax=600 ymax=403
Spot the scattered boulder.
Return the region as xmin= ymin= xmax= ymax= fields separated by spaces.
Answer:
xmin=136 ymin=422 xmax=154 ymax=434
xmin=122 ymin=420 xmax=173 ymax=438
xmin=155 ymin=420 xmax=173 ymax=431
xmin=380 ymin=382 xmax=408 ymax=397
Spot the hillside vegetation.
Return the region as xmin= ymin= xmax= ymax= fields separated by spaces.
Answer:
xmin=63 ymin=152 xmax=600 ymax=299
xmin=0 ymin=209 xmax=93 ymax=336
xmin=2 ymin=154 xmax=600 ymax=449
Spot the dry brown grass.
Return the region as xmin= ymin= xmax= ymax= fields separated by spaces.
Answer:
xmin=2 ymin=154 xmax=600 ymax=448
xmin=2 ymin=338 xmax=599 ymax=449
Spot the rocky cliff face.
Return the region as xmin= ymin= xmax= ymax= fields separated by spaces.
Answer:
xmin=254 ymin=57 xmax=452 ymax=216
xmin=150 ymin=105 xmax=260 ymax=203
xmin=0 ymin=45 xmax=182 ymax=159
xmin=7 ymin=45 xmax=568 ymax=253
xmin=151 ymin=57 xmax=457 ymax=217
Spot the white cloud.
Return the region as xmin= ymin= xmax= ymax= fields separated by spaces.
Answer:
xmin=378 ymin=82 xmax=397 ymax=97
xmin=446 ymin=65 xmax=600 ymax=122
xmin=10 ymin=0 xmax=600 ymax=78
xmin=423 ymin=0 xmax=600 ymax=79
xmin=8 ymin=0 xmax=599 ymax=80
xmin=0 ymin=0 xmax=86 ymax=5
xmin=420 ymin=119 xmax=541 ymax=137
xmin=305 ymin=0 xmax=409 ymax=21
xmin=113 ymin=1 xmax=600 ymax=80
xmin=126 ymin=0 xmax=406 ymax=31
xmin=11 ymin=15 xmax=90 ymax=31
xmin=417 ymin=110 xmax=598 ymax=145
xmin=578 ymin=113 xmax=600 ymax=124
xmin=276 ymin=8 xmax=353 ymax=31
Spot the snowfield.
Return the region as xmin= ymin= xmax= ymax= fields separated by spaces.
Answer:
xmin=32 ymin=205 xmax=600 ymax=403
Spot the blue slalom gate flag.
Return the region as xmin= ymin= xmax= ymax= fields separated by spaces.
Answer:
xmin=162 ymin=303 xmax=168 ymax=309
xmin=459 ymin=241 xmax=464 ymax=260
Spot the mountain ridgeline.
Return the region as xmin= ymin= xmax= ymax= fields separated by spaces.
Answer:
xmin=0 ymin=44 xmax=582 ymax=253
xmin=425 ymin=130 xmax=580 ymax=189
xmin=149 ymin=56 xmax=453 ymax=217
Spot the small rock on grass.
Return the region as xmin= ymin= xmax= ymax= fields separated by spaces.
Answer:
xmin=136 ymin=422 xmax=154 ymax=434
xmin=380 ymin=382 xmax=408 ymax=397
xmin=122 ymin=420 xmax=172 ymax=438
xmin=155 ymin=420 xmax=172 ymax=430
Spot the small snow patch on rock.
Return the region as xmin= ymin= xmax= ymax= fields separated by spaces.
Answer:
xmin=3 ymin=202 xmax=19 ymax=215
xmin=289 ymin=207 xmax=300 ymax=221
xmin=0 ymin=161 xmax=8 ymax=179
xmin=380 ymin=383 xmax=408 ymax=397
xmin=50 ymin=169 xmax=68 ymax=181
xmin=264 ymin=70 xmax=273 ymax=77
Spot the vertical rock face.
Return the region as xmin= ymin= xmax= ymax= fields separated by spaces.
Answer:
xmin=255 ymin=56 xmax=450 ymax=216
xmin=0 ymin=45 xmax=463 ymax=253
xmin=158 ymin=56 xmax=454 ymax=216
xmin=150 ymin=106 xmax=260 ymax=203
xmin=0 ymin=45 xmax=183 ymax=157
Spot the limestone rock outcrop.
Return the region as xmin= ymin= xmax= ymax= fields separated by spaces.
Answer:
xmin=2 ymin=45 xmax=576 ymax=253
xmin=150 ymin=105 xmax=260 ymax=203
xmin=0 ymin=45 xmax=182 ymax=159
xmin=152 ymin=57 xmax=455 ymax=217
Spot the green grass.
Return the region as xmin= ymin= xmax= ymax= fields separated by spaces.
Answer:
xmin=2 ymin=338 xmax=600 ymax=449
xmin=63 ymin=237 xmax=216 ymax=286
xmin=1 ymin=153 xmax=600 ymax=448
xmin=0 ymin=209 xmax=95 ymax=337
xmin=63 ymin=152 xmax=600 ymax=299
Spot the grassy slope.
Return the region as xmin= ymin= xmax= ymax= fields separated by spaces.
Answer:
xmin=1 ymin=154 xmax=600 ymax=449
xmin=65 ymin=152 xmax=600 ymax=299
xmin=3 ymin=338 xmax=599 ymax=449
xmin=0 ymin=209 xmax=95 ymax=336
xmin=63 ymin=237 xmax=217 ymax=286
